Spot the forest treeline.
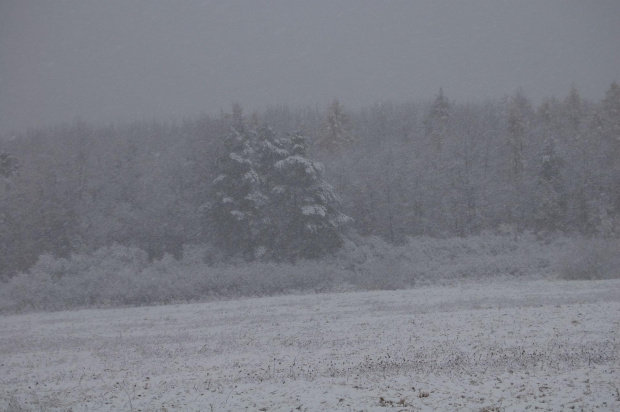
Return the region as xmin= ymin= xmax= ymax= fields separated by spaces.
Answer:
xmin=1 ymin=84 xmax=619 ymax=279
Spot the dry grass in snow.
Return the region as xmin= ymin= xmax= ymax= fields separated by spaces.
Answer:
xmin=1 ymin=279 xmax=619 ymax=411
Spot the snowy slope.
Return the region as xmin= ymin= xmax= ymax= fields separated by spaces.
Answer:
xmin=1 ymin=279 xmax=619 ymax=411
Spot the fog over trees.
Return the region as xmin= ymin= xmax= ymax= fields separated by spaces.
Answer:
xmin=1 ymin=84 xmax=619 ymax=280
xmin=1 ymin=1 xmax=619 ymax=298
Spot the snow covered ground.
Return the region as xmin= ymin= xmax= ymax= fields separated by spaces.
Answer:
xmin=1 ymin=279 xmax=619 ymax=411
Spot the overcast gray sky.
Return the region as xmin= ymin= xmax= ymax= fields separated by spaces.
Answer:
xmin=1 ymin=1 xmax=619 ymax=135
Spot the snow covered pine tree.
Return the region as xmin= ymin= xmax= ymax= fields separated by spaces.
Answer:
xmin=209 ymin=124 xmax=268 ymax=259
xmin=209 ymin=121 xmax=351 ymax=260
xmin=270 ymin=131 xmax=351 ymax=259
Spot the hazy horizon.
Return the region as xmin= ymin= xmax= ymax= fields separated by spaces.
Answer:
xmin=1 ymin=0 xmax=619 ymax=135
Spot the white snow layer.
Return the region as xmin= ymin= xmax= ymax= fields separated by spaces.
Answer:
xmin=302 ymin=204 xmax=327 ymax=216
xmin=1 ymin=279 xmax=618 ymax=411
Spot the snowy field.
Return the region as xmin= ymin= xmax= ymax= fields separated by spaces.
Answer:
xmin=1 ymin=279 xmax=619 ymax=411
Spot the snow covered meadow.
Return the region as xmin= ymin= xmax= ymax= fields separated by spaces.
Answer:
xmin=1 ymin=278 xmax=618 ymax=411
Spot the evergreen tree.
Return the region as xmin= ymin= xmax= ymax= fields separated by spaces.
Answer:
xmin=601 ymin=82 xmax=620 ymax=141
xmin=597 ymin=82 xmax=620 ymax=233
xmin=504 ymin=91 xmax=533 ymax=233
xmin=316 ymin=99 xmax=355 ymax=153
xmin=425 ymin=88 xmax=451 ymax=152
xmin=209 ymin=118 xmax=350 ymax=260
xmin=507 ymin=91 xmax=530 ymax=179
xmin=271 ymin=131 xmax=351 ymax=259
xmin=209 ymin=125 xmax=267 ymax=258
xmin=254 ymin=125 xmax=291 ymax=256
xmin=535 ymin=137 xmax=566 ymax=232
xmin=562 ymin=85 xmax=583 ymax=136
xmin=0 ymin=151 xmax=19 ymax=178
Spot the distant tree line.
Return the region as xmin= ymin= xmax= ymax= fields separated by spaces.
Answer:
xmin=1 ymin=83 xmax=618 ymax=279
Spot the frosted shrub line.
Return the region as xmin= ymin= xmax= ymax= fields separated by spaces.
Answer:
xmin=0 ymin=234 xmax=617 ymax=313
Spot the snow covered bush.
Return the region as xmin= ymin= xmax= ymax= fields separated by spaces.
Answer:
xmin=2 ymin=245 xmax=150 ymax=311
xmin=337 ymin=233 xmax=567 ymax=288
xmin=336 ymin=236 xmax=418 ymax=290
xmin=0 ymin=244 xmax=341 ymax=312
xmin=558 ymin=238 xmax=620 ymax=280
xmin=1 ymin=234 xmax=612 ymax=313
